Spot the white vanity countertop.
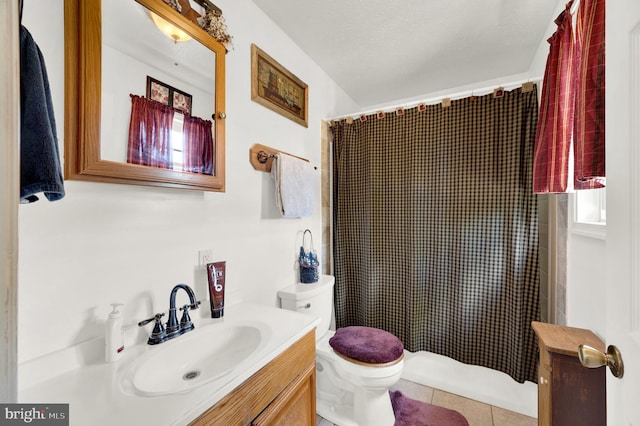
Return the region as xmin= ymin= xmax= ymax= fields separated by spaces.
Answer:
xmin=19 ymin=302 xmax=319 ymax=426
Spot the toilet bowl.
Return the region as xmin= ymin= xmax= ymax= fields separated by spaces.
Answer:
xmin=278 ymin=275 xmax=404 ymax=426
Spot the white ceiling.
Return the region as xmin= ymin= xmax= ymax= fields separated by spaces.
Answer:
xmin=250 ymin=0 xmax=559 ymax=108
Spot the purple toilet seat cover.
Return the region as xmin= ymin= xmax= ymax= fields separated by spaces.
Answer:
xmin=329 ymin=326 xmax=404 ymax=364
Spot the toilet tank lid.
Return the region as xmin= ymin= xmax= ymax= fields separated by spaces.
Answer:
xmin=278 ymin=275 xmax=335 ymax=301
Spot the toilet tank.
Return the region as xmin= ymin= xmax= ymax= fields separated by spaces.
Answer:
xmin=278 ymin=275 xmax=335 ymax=339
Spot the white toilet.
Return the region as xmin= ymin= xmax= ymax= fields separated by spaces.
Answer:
xmin=278 ymin=275 xmax=404 ymax=426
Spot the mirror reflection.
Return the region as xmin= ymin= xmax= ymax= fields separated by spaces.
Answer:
xmin=64 ymin=0 xmax=226 ymax=192
xmin=102 ymin=0 xmax=216 ymax=175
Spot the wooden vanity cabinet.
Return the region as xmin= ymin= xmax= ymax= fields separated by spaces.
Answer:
xmin=251 ymin=362 xmax=315 ymax=425
xmin=532 ymin=322 xmax=606 ymax=426
xmin=190 ymin=330 xmax=316 ymax=426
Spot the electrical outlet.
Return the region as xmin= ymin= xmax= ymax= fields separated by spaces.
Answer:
xmin=198 ymin=250 xmax=213 ymax=269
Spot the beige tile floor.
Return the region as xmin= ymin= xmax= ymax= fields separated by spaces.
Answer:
xmin=316 ymin=378 xmax=537 ymax=426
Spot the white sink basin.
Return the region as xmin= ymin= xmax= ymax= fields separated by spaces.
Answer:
xmin=127 ymin=323 xmax=263 ymax=396
xmin=21 ymin=303 xmax=321 ymax=426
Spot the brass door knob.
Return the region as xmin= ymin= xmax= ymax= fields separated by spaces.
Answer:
xmin=578 ymin=344 xmax=624 ymax=378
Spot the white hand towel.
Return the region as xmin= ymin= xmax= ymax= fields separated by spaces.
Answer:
xmin=271 ymin=153 xmax=314 ymax=218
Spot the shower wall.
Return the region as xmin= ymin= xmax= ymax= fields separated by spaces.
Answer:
xmin=538 ymin=194 xmax=568 ymax=324
xmin=321 ymin=121 xmax=332 ymax=275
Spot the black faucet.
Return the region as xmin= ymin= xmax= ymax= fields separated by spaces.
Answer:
xmin=138 ymin=284 xmax=201 ymax=345
xmin=166 ymin=284 xmax=200 ymax=339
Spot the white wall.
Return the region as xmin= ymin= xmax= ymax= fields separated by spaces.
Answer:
xmin=566 ymin=231 xmax=606 ymax=334
xmin=18 ymin=0 xmax=358 ymax=365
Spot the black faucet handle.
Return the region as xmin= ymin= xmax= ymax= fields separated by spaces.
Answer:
xmin=180 ymin=300 xmax=201 ymax=311
xmin=138 ymin=313 xmax=168 ymax=345
xmin=179 ymin=304 xmax=196 ymax=332
xmin=138 ymin=312 xmax=165 ymax=327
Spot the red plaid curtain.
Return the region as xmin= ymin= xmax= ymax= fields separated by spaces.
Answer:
xmin=127 ymin=94 xmax=174 ymax=169
xmin=183 ymin=115 xmax=214 ymax=175
xmin=533 ymin=2 xmax=576 ymax=193
xmin=574 ymin=0 xmax=605 ymax=189
xmin=533 ymin=0 xmax=606 ymax=193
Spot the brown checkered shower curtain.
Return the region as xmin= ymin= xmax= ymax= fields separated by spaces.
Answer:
xmin=331 ymin=87 xmax=540 ymax=383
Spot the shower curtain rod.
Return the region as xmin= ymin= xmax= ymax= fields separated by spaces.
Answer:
xmin=328 ymin=76 xmax=543 ymax=122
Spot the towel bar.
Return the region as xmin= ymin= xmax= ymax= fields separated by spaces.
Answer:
xmin=249 ymin=143 xmax=316 ymax=172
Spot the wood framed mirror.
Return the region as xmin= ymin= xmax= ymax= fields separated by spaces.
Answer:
xmin=64 ymin=0 xmax=226 ymax=192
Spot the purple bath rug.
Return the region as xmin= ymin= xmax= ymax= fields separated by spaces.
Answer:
xmin=390 ymin=390 xmax=469 ymax=426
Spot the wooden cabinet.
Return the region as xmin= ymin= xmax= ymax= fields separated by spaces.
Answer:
xmin=251 ymin=363 xmax=316 ymax=426
xmin=532 ymin=322 xmax=606 ymax=426
xmin=190 ymin=330 xmax=316 ymax=426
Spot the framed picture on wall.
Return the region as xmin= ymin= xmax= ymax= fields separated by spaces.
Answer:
xmin=251 ymin=44 xmax=308 ymax=127
xmin=146 ymin=76 xmax=192 ymax=115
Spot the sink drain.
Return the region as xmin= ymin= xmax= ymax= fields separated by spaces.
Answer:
xmin=183 ymin=370 xmax=201 ymax=381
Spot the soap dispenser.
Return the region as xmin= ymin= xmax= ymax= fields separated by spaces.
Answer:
xmin=105 ymin=303 xmax=124 ymax=363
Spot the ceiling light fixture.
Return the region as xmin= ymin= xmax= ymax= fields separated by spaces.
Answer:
xmin=149 ymin=11 xmax=192 ymax=43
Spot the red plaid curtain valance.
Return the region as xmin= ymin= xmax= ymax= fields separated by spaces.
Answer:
xmin=127 ymin=95 xmax=214 ymax=175
xmin=533 ymin=2 xmax=575 ymax=193
xmin=127 ymin=94 xmax=174 ymax=170
xmin=574 ymin=0 xmax=606 ymax=189
xmin=533 ymin=0 xmax=605 ymax=193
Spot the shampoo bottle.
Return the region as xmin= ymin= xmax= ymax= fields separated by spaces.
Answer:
xmin=105 ymin=303 xmax=124 ymax=363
